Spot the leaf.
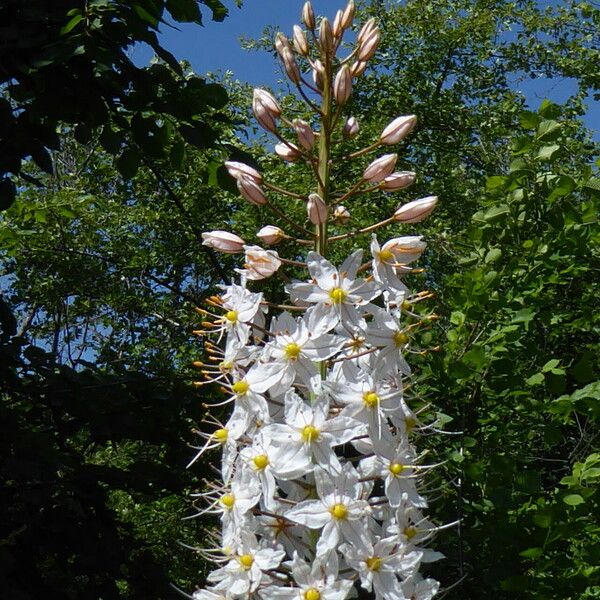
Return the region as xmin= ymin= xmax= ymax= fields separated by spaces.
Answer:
xmin=0 ymin=177 xmax=16 ymax=211
xmin=450 ymin=311 xmax=465 ymax=326
xmin=166 ymin=0 xmax=202 ymax=22
xmin=170 ymin=140 xmax=185 ymax=170
xmin=536 ymin=119 xmax=561 ymax=140
xmin=537 ymin=145 xmax=560 ymax=161
xmin=486 ymin=175 xmax=507 ymax=190
xmin=563 ymin=494 xmax=584 ymax=506
xmin=60 ymin=14 xmax=84 ymax=35
xmin=202 ymin=83 xmax=229 ymax=109
xmin=485 ymin=248 xmax=502 ymax=264
xmin=179 ymin=122 xmax=216 ymax=149
xmin=117 ymin=148 xmax=141 ymax=179
xmin=472 ymin=204 xmax=509 ymax=223
xmin=526 ymin=373 xmax=544 ymax=386
xmin=520 ymin=547 xmax=543 ymax=559
xmin=30 ymin=145 xmax=53 ymax=174
xmin=542 ymin=359 xmax=560 ymax=373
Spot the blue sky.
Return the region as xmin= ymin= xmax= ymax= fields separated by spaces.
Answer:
xmin=131 ymin=0 xmax=598 ymax=138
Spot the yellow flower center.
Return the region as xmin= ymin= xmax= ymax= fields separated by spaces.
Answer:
xmin=404 ymin=526 xmax=417 ymax=539
xmin=329 ymin=287 xmax=347 ymax=304
xmin=253 ymin=454 xmax=269 ymax=470
xmin=232 ymin=380 xmax=249 ymax=395
xmin=213 ymin=428 xmax=228 ymax=444
xmin=393 ymin=330 xmax=409 ymax=347
xmin=378 ymin=249 xmax=394 ymax=262
xmin=220 ymin=494 xmax=235 ymax=509
xmin=389 ymin=462 xmax=404 ymax=476
xmin=304 ymin=589 xmax=321 ymax=600
xmin=284 ymin=342 xmax=302 ymax=359
xmin=225 ymin=310 xmax=238 ymax=323
xmin=405 ymin=416 xmax=416 ymax=431
xmin=363 ymin=391 xmax=380 ymax=408
xmin=401 ymin=300 xmax=412 ymax=311
xmin=366 ymin=556 xmax=382 ymax=572
xmin=301 ymin=424 xmax=320 ymax=443
xmin=238 ymin=554 xmax=254 ymax=569
xmin=330 ymin=503 xmax=348 ymax=520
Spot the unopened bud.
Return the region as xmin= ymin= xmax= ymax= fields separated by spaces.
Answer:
xmin=351 ymin=60 xmax=368 ymax=77
xmin=201 ymin=230 xmax=246 ymax=254
xmin=224 ymin=161 xmax=262 ymax=184
xmin=257 ymin=225 xmax=285 ymax=245
xmin=343 ymin=116 xmax=359 ymax=139
xmin=302 ymin=1 xmax=315 ymax=29
xmin=275 ymin=33 xmax=291 ymax=58
xmin=332 ymin=10 xmax=344 ymax=38
xmin=341 ymin=0 xmax=355 ymax=29
xmin=237 ymin=177 xmax=268 ymax=206
xmin=281 ymin=47 xmax=301 ymax=84
xmin=357 ymin=26 xmax=380 ymax=61
xmin=312 ymin=59 xmax=325 ymax=90
xmin=380 ymin=115 xmax=417 ymax=145
xmin=394 ymin=196 xmax=438 ymax=223
xmin=275 ymin=142 xmax=301 ymax=162
xmin=253 ymin=100 xmax=277 ymax=132
xmin=307 ymin=193 xmax=328 ymax=224
xmin=293 ymin=119 xmax=315 ymax=149
xmin=381 ymin=171 xmax=416 ymax=191
xmin=333 ymin=205 xmax=351 ymax=224
xmin=253 ymin=88 xmax=281 ymax=117
xmin=241 ymin=246 xmax=282 ymax=281
xmin=363 ymin=153 xmax=398 ymax=182
xmin=334 ymin=65 xmax=352 ymax=105
xmin=357 ymin=18 xmax=377 ymax=43
xmin=319 ymin=17 xmax=333 ymax=54
xmin=293 ymin=25 xmax=309 ymax=56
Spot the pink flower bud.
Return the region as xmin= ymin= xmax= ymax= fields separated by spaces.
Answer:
xmin=201 ymin=230 xmax=245 ymax=254
xmin=380 ymin=171 xmax=416 ymax=191
xmin=357 ymin=18 xmax=376 ymax=43
xmin=380 ymin=115 xmax=417 ymax=145
xmin=237 ymin=176 xmax=268 ymax=206
xmin=343 ymin=116 xmax=359 ymax=139
xmin=281 ymin=47 xmax=301 ymax=84
xmin=253 ymin=100 xmax=277 ymax=133
xmin=312 ymin=59 xmax=325 ymax=90
xmin=293 ymin=119 xmax=315 ymax=150
xmin=253 ymin=88 xmax=281 ymax=117
xmin=333 ymin=205 xmax=350 ymax=224
xmin=341 ymin=0 xmax=355 ymax=29
xmin=275 ymin=33 xmax=291 ymax=58
xmin=293 ymin=25 xmax=309 ymax=56
xmin=242 ymin=246 xmax=282 ymax=280
xmin=275 ymin=142 xmax=301 ymax=162
xmin=334 ymin=65 xmax=352 ymax=105
xmin=357 ymin=26 xmax=380 ymax=61
xmin=394 ymin=196 xmax=438 ymax=223
xmin=307 ymin=193 xmax=328 ymax=224
xmin=332 ymin=10 xmax=344 ymax=38
xmin=302 ymin=1 xmax=315 ymax=29
xmin=224 ymin=161 xmax=262 ymax=184
xmin=257 ymin=225 xmax=285 ymax=245
xmin=351 ymin=60 xmax=367 ymax=77
xmin=363 ymin=153 xmax=398 ymax=182
xmin=319 ymin=17 xmax=333 ymax=54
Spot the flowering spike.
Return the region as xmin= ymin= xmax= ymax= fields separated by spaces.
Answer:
xmin=193 ymin=6 xmax=444 ymax=600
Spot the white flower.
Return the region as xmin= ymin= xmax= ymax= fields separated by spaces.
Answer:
xmin=264 ymin=312 xmax=345 ymax=391
xmin=263 ymin=391 xmax=366 ymax=477
xmin=365 ymin=306 xmax=411 ymax=377
xmin=259 ymin=551 xmax=353 ymax=599
xmin=207 ymin=532 xmax=285 ymax=596
xmin=400 ymin=575 xmax=440 ymax=600
xmin=287 ymin=250 xmax=380 ymax=331
xmin=285 ymin=464 xmax=371 ymax=556
xmin=343 ymin=538 xmax=423 ymax=599
xmin=238 ymin=245 xmax=282 ymax=280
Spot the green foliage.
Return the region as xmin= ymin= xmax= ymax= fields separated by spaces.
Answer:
xmin=0 ymin=0 xmax=236 ymax=209
xmin=419 ymin=102 xmax=599 ymax=598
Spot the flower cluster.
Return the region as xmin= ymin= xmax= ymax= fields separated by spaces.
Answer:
xmin=191 ymin=3 xmax=445 ymax=599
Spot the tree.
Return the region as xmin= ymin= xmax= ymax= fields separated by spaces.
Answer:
xmin=0 ymin=0 xmax=239 ymax=209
